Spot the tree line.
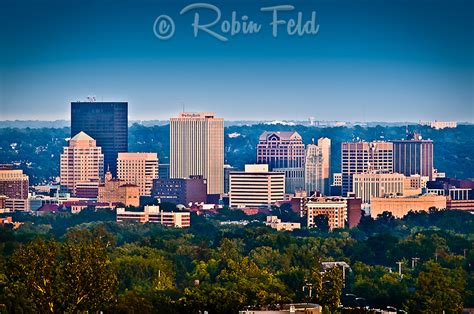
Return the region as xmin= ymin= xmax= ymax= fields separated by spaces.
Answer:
xmin=0 ymin=208 xmax=472 ymax=313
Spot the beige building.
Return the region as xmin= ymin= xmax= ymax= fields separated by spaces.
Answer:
xmin=117 ymin=152 xmax=158 ymax=196
xmin=305 ymin=138 xmax=331 ymax=195
xmin=306 ymin=197 xmax=348 ymax=230
xmin=60 ymin=132 xmax=104 ymax=196
xmin=170 ymin=112 xmax=224 ymax=195
xmin=98 ymin=171 xmax=139 ymax=207
xmin=318 ymin=137 xmax=331 ymax=194
xmin=403 ymin=174 xmax=427 ymax=196
xmin=117 ymin=205 xmax=190 ymax=228
xmin=371 ymin=194 xmax=447 ymax=218
xmin=353 ymin=172 xmax=405 ymax=204
xmin=265 ymin=216 xmax=301 ymax=231
xmin=229 ymin=164 xmax=285 ymax=208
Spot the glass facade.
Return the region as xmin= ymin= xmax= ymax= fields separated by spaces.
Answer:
xmin=71 ymin=102 xmax=128 ymax=177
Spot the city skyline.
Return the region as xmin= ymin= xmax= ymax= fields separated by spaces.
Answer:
xmin=1 ymin=0 xmax=473 ymax=122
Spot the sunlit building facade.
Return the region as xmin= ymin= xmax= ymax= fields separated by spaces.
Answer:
xmin=170 ymin=112 xmax=224 ymax=195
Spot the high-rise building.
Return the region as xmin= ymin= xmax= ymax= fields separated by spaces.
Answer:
xmin=170 ymin=112 xmax=224 ymax=195
xmin=229 ymin=164 xmax=285 ymax=208
xmin=318 ymin=138 xmax=331 ymax=194
xmin=257 ymin=131 xmax=305 ymax=193
xmin=60 ymin=132 xmax=104 ymax=196
xmin=341 ymin=141 xmax=393 ymax=196
xmin=117 ymin=152 xmax=159 ymax=196
xmin=392 ymin=133 xmax=434 ymax=180
xmin=71 ymin=101 xmax=128 ymax=177
xmin=305 ymin=143 xmax=322 ymax=195
xmin=304 ymin=138 xmax=331 ymax=195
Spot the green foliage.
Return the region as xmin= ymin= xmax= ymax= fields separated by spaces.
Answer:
xmin=0 ymin=210 xmax=472 ymax=312
xmin=5 ymin=228 xmax=117 ymax=312
xmin=408 ymin=261 xmax=466 ymax=313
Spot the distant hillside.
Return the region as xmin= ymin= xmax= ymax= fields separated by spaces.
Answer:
xmin=0 ymin=124 xmax=472 ymax=184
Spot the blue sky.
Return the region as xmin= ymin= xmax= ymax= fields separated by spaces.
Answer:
xmin=1 ymin=0 xmax=473 ymax=121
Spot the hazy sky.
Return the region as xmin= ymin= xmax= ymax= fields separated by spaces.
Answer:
xmin=1 ymin=0 xmax=473 ymax=121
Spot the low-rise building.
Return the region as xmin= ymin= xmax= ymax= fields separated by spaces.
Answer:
xmin=229 ymin=164 xmax=285 ymax=208
xmin=306 ymin=197 xmax=348 ymax=230
xmin=265 ymin=216 xmax=301 ymax=231
xmin=419 ymin=120 xmax=457 ymax=129
xmin=446 ymin=199 xmax=474 ymax=212
xmin=353 ymin=172 xmax=405 ymax=204
xmin=116 ymin=205 xmax=190 ymax=227
xmin=152 ymin=175 xmax=207 ymax=205
xmin=426 ymin=177 xmax=473 ymax=200
xmin=0 ymin=216 xmax=23 ymax=229
xmin=98 ymin=171 xmax=140 ymax=207
xmin=0 ymin=165 xmax=30 ymax=211
xmin=370 ymin=194 xmax=447 ymax=218
xmin=239 ymin=303 xmax=321 ymax=314
xmin=74 ymin=181 xmax=99 ymax=198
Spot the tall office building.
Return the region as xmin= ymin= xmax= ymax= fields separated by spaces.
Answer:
xmin=117 ymin=153 xmax=159 ymax=196
xmin=304 ymin=138 xmax=331 ymax=195
xmin=392 ymin=132 xmax=433 ymax=180
xmin=318 ymin=137 xmax=331 ymax=194
xmin=229 ymin=164 xmax=285 ymax=208
xmin=341 ymin=141 xmax=393 ymax=196
xmin=60 ymin=132 xmax=104 ymax=196
xmin=170 ymin=112 xmax=224 ymax=195
xmin=257 ymin=131 xmax=305 ymax=193
xmin=71 ymin=101 xmax=128 ymax=177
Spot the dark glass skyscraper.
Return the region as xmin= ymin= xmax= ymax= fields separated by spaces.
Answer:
xmin=71 ymin=102 xmax=128 ymax=176
xmin=392 ymin=134 xmax=433 ymax=180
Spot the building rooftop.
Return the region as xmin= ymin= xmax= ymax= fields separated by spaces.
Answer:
xmin=259 ymin=131 xmax=302 ymax=141
xmin=70 ymin=131 xmax=95 ymax=142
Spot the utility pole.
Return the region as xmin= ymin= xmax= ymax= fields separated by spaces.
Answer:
xmin=396 ymin=261 xmax=403 ymax=277
xmin=302 ymin=282 xmax=314 ymax=301
xmin=411 ymin=257 xmax=420 ymax=269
